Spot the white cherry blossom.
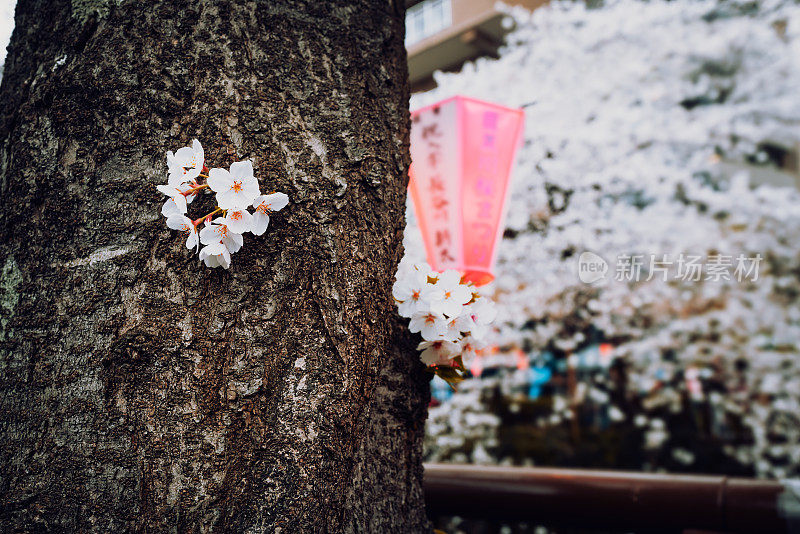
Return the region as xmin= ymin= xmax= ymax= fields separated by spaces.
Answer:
xmin=420 ymin=284 xmax=445 ymax=310
xmin=392 ymin=258 xmax=498 ymax=381
xmin=158 ymin=182 xmax=198 ymax=207
xmin=409 ymin=309 xmax=449 ymax=341
xmin=431 ymin=269 xmax=472 ymax=317
xmin=223 ymin=208 xmax=254 ymax=234
xmin=445 ymin=294 xmax=497 ymax=340
xmin=208 ymin=160 xmax=260 ymax=209
xmin=161 ymin=195 xmax=187 ymax=218
xmin=459 ymin=336 xmax=486 ymax=367
xmin=199 ymin=241 xmax=231 ymax=269
xmin=200 ymin=219 xmax=244 ymax=254
xmin=442 ymin=315 xmax=465 ymax=342
xmin=251 ymin=192 xmax=289 ymax=236
xmin=393 ymin=268 xmax=431 ymax=318
xmin=418 ymin=340 xmax=459 ymax=366
xmin=396 ymin=261 xmax=432 ymax=285
xmin=167 ymin=139 xmax=204 ymax=187
xmin=454 ymin=311 xmax=477 ymax=334
xmin=160 ymin=142 xmax=289 ymax=270
xmin=414 ymin=262 xmax=437 ymax=279
xmin=461 ymin=308 xmax=488 ymax=340
xmin=471 ymin=296 xmax=497 ymax=324
xmin=166 ymin=214 xmax=199 ymax=251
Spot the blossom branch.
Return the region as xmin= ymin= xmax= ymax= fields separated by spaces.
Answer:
xmin=157 ymin=139 xmax=289 ymax=269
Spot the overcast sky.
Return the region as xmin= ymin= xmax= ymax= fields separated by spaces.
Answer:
xmin=1 ymin=1 xmax=16 ymax=65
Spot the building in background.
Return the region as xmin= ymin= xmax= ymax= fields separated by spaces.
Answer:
xmin=406 ymin=0 xmax=547 ymax=93
xmin=405 ymin=0 xmax=799 ymax=185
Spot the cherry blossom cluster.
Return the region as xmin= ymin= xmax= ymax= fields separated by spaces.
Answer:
xmin=393 ymin=262 xmax=496 ymax=385
xmin=158 ymin=140 xmax=288 ymax=269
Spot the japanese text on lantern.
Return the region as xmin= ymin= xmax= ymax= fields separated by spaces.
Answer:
xmin=409 ymin=96 xmax=524 ymax=283
xmin=408 ymin=101 xmax=462 ymax=271
xmin=424 ymin=122 xmax=454 ymax=263
xmin=470 ymin=111 xmax=499 ymax=265
xmin=460 ymin=99 xmax=523 ymax=277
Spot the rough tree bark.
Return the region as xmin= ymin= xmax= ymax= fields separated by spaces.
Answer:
xmin=0 ymin=0 xmax=432 ymax=531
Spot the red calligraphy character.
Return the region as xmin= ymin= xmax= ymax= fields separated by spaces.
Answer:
xmin=432 ymin=196 xmax=449 ymax=211
xmin=425 ymin=140 xmax=441 ymax=151
xmin=476 ymin=177 xmax=493 ymax=196
xmin=439 ymin=248 xmax=456 ymax=264
xmin=478 ymin=201 xmax=493 ymax=219
xmin=472 ymin=222 xmax=493 ymax=239
xmin=422 ymin=123 xmax=442 ymax=139
xmin=472 ymin=245 xmax=489 ymax=263
xmin=482 ymin=112 xmax=498 ymax=130
xmin=435 ymin=230 xmax=451 ymax=247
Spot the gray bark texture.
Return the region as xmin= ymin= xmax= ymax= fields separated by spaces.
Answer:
xmin=0 ymin=0 xmax=432 ymax=532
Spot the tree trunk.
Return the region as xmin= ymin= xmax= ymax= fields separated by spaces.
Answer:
xmin=0 ymin=1 xmax=431 ymax=531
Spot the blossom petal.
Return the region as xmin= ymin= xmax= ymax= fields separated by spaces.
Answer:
xmin=174 ymin=193 xmax=187 ymax=214
xmin=185 ymin=165 xmax=201 ymax=181
xmin=157 ymin=184 xmax=179 ymax=196
xmin=224 ymin=209 xmax=254 ymax=234
xmin=251 ymin=212 xmax=270 ymax=236
xmin=223 ymin=232 xmax=244 ymax=254
xmin=473 ymin=297 xmax=497 ymax=324
xmin=439 ymin=269 xmax=462 ymax=287
xmin=451 ymin=285 xmax=472 ymax=305
xmin=202 ymin=254 xmax=217 ymax=268
xmin=161 ymin=198 xmax=186 ymax=218
xmin=469 ymin=322 xmax=489 ymax=340
xmin=166 ymin=214 xmax=192 ymax=231
xmin=392 ymin=279 xmax=412 ymax=301
xmin=397 ymin=300 xmax=417 ymax=318
xmin=199 ymin=224 xmax=222 ymax=245
xmin=217 ymin=189 xmax=255 ymax=210
xmin=174 ymin=146 xmax=193 ymax=162
xmin=418 ymin=340 xmax=458 ymax=366
xmin=215 ymin=189 xmax=237 ymax=210
xmin=230 ymin=160 xmax=253 ymax=180
xmin=242 ymin=181 xmax=261 ymax=206
xmin=420 ymin=346 xmax=441 ymax=366
xmin=207 ymin=168 xmax=231 ymax=193
xmin=440 ymin=298 xmax=465 ymax=318
xmin=186 ymin=230 xmax=199 ymax=251
xmin=167 ymin=170 xmax=186 ymax=188
xmin=192 ymin=139 xmax=204 ymax=162
xmin=260 ymin=192 xmax=289 ymax=212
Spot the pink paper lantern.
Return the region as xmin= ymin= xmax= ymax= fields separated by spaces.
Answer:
xmin=408 ymin=96 xmax=525 ymax=286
